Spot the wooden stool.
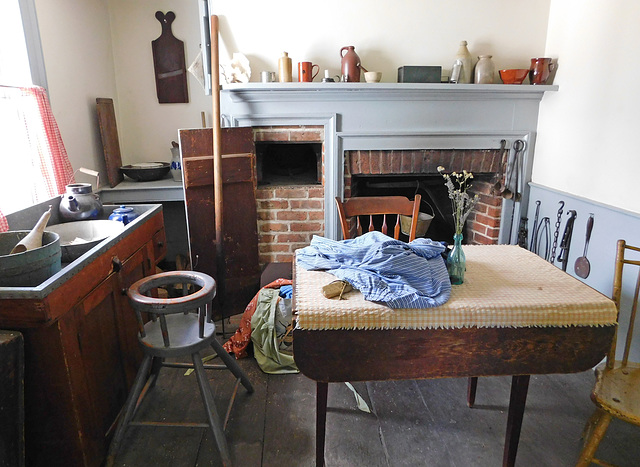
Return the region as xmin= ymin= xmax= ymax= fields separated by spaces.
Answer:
xmin=106 ymin=271 xmax=253 ymax=467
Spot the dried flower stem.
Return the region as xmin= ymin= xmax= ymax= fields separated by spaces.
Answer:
xmin=437 ymin=166 xmax=479 ymax=235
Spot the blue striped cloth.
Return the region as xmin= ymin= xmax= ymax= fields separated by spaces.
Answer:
xmin=296 ymin=231 xmax=451 ymax=309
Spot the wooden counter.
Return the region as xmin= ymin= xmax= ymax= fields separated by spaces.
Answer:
xmin=0 ymin=207 xmax=166 ymax=467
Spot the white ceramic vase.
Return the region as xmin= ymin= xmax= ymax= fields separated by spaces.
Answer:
xmin=474 ymin=55 xmax=496 ymax=84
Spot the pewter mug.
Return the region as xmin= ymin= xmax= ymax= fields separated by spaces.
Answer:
xmin=59 ymin=183 xmax=103 ymax=221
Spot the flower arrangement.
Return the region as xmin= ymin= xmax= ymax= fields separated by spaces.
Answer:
xmin=437 ymin=166 xmax=479 ymax=235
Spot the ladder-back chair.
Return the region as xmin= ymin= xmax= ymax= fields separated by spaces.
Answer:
xmin=576 ymin=240 xmax=640 ymax=466
xmin=335 ymin=195 xmax=421 ymax=241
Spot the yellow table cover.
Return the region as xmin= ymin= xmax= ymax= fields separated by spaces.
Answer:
xmin=294 ymin=244 xmax=618 ymax=330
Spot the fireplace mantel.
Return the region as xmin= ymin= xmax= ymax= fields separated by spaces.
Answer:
xmin=220 ymin=83 xmax=558 ymax=242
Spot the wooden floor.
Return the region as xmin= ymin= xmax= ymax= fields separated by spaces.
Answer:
xmin=111 ymin=326 xmax=640 ymax=467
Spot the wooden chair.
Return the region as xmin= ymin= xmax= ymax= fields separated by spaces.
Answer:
xmin=335 ymin=195 xmax=481 ymax=408
xmin=106 ymin=271 xmax=253 ymax=467
xmin=335 ymin=195 xmax=421 ymax=241
xmin=576 ymin=240 xmax=640 ymax=466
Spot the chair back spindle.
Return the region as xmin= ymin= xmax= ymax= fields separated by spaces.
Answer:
xmin=335 ymin=195 xmax=422 ymax=241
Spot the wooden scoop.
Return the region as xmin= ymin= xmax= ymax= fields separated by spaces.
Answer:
xmin=10 ymin=206 xmax=52 ymax=254
xmin=574 ymin=214 xmax=594 ymax=279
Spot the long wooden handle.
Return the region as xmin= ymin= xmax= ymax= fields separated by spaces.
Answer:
xmin=211 ymin=15 xmax=223 ymax=253
xmin=210 ymin=14 xmax=226 ymax=307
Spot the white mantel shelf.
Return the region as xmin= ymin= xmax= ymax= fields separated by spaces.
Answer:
xmin=219 ymin=82 xmax=558 ymax=242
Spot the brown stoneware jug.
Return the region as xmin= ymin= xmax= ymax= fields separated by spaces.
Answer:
xmin=340 ymin=46 xmax=367 ymax=82
xmin=529 ymin=57 xmax=556 ymax=85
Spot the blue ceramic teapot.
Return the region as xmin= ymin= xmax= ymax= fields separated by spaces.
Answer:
xmin=108 ymin=205 xmax=138 ymax=225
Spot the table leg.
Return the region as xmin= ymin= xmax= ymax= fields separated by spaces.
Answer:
xmin=502 ymin=375 xmax=530 ymax=467
xmin=467 ymin=376 xmax=478 ymax=408
xmin=316 ymin=381 xmax=328 ymax=467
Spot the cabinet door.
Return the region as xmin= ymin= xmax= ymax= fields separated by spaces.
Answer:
xmin=72 ymin=273 xmax=129 ymax=459
xmin=113 ymin=247 xmax=150 ymax=386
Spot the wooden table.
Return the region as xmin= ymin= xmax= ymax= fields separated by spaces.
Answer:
xmin=292 ymin=245 xmax=617 ymax=467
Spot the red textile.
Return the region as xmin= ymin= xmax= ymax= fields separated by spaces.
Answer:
xmin=0 ymin=86 xmax=75 ymax=232
xmin=223 ymin=278 xmax=293 ymax=359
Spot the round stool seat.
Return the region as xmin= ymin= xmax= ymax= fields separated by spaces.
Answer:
xmin=127 ymin=271 xmax=217 ymax=358
xmin=127 ymin=270 xmax=216 ymax=314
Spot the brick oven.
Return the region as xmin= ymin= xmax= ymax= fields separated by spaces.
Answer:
xmin=220 ymin=82 xmax=557 ymax=265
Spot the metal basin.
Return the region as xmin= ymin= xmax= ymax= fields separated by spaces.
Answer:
xmin=47 ymin=220 xmax=125 ymax=262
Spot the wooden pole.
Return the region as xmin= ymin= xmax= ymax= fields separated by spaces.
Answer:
xmin=210 ymin=15 xmax=225 ymax=310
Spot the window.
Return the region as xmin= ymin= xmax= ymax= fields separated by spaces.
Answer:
xmin=0 ymin=0 xmax=72 ymax=229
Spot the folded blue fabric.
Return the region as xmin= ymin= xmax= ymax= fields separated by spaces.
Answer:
xmin=296 ymin=231 xmax=451 ymax=309
xmin=278 ymin=284 xmax=293 ymax=299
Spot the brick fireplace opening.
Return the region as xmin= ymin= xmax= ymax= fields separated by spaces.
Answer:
xmin=345 ymin=149 xmax=506 ymax=245
xmin=254 ymin=126 xmax=325 ymax=266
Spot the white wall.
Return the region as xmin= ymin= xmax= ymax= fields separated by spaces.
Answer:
xmin=534 ymin=0 xmax=640 ymax=214
xmin=36 ymin=0 xmax=552 ymax=172
xmin=34 ymin=0 xmax=117 ymax=182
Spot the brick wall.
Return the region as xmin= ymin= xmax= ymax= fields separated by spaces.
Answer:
xmin=254 ymin=126 xmax=325 ymax=265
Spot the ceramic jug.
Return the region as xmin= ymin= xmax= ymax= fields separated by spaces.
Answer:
xmin=455 ymin=40 xmax=473 ymax=84
xmin=474 ymin=55 xmax=495 ymax=84
xmin=340 ymin=46 xmax=367 ymax=82
xmin=59 ymin=183 xmax=103 ymax=222
xmin=529 ymin=57 xmax=556 ymax=85
xmin=108 ymin=205 xmax=138 ymax=225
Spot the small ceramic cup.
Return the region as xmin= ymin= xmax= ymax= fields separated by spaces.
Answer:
xmin=364 ymin=71 xmax=382 ymax=83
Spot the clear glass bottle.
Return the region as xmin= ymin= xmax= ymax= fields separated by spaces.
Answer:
xmin=474 ymin=55 xmax=496 ymax=84
xmin=447 ymin=233 xmax=466 ymax=285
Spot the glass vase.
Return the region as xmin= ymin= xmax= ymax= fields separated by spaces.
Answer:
xmin=447 ymin=233 xmax=466 ymax=285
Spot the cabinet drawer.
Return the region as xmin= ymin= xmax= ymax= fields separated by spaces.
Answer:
xmin=153 ymin=228 xmax=166 ymax=264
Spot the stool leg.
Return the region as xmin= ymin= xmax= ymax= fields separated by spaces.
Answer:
xmin=211 ymin=339 xmax=254 ymax=393
xmin=192 ymin=352 xmax=232 ymax=466
xmin=106 ymin=354 xmax=153 ymax=467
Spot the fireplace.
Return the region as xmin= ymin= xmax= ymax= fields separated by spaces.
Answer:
xmin=220 ymin=82 xmax=557 ymax=262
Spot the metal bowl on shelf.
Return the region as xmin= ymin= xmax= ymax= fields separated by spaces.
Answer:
xmin=119 ymin=162 xmax=170 ymax=182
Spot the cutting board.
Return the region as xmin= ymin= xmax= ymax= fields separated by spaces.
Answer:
xmin=96 ymin=98 xmax=123 ymax=187
xmin=152 ymin=11 xmax=189 ymax=104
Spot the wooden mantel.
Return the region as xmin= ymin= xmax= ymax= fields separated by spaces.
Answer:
xmin=220 ymin=83 xmax=558 ymax=242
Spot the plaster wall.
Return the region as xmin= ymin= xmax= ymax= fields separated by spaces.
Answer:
xmin=535 ymin=0 xmax=640 ymax=213
xmin=34 ymin=0 xmax=552 ymax=171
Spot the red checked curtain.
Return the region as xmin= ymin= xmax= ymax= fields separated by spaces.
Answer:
xmin=0 ymin=85 xmax=75 ymax=231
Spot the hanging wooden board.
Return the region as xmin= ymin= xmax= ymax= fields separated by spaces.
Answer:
xmin=152 ymin=11 xmax=189 ymax=104
xmin=96 ymin=98 xmax=123 ymax=187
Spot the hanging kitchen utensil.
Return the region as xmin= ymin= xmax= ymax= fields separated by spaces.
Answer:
xmin=550 ymin=200 xmax=564 ymax=263
xmin=152 ymin=11 xmax=189 ymax=104
xmin=529 ymin=200 xmax=541 ymax=253
xmin=492 ymin=139 xmax=508 ymax=195
xmin=536 ymin=217 xmax=551 ymax=261
xmin=557 ymin=210 xmax=577 ymax=272
xmin=575 ymin=214 xmax=594 ymax=278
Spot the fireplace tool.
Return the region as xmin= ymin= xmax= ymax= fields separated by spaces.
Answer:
xmin=557 ymin=210 xmax=577 ymax=271
xmin=535 ymin=217 xmax=551 ymax=260
xmin=506 ymin=139 xmax=526 ymax=243
xmin=550 ymin=201 xmax=565 ymax=263
xmin=529 ymin=200 xmax=542 ymax=252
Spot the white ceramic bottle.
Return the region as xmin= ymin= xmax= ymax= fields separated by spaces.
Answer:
xmin=474 ymin=55 xmax=496 ymax=84
xmin=455 ymin=41 xmax=473 ymax=84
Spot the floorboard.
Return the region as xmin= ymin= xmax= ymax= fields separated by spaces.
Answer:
xmin=110 ymin=322 xmax=640 ymax=467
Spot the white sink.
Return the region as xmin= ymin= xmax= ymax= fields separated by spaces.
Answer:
xmin=47 ymin=220 xmax=124 ymax=262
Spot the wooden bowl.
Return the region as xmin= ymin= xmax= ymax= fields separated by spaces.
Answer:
xmin=499 ymin=69 xmax=529 ymax=85
xmin=120 ymin=162 xmax=170 ymax=182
